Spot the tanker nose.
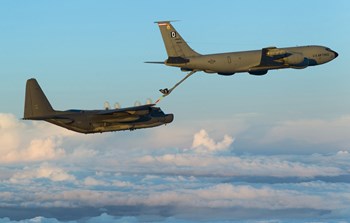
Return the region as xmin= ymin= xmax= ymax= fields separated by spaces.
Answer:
xmin=325 ymin=48 xmax=338 ymax=59
xmin=334 ymin=51 xmax=338 ymax=58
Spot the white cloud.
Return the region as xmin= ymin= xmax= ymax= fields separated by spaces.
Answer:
xmin=83 ymin=177 xmax=108 ymax=186
xmin=2 ymin=138 xmax=66 ymax=164
xmin=0 ymin=113 xmax=105 ymax=165
xmin=82 ymin=176 xmax=133 ymax=188
xmin=10 ymin=163 xmax=76 ymax=183
xmin=36 ymin=164 xmax=75 ymax=182
xmin=148 ymin=113 xmax=256 ymax=150
xmin=191 ymin=129 xmax=234 ymax=153
xmin=337 ymin=150 xmax=349 ymax=156
xmin=0 ymin=192 xmax=14 ymax=201
xmin=26 ymin=183 xmax=348 ymax=211
xmin=138 ymin=153 xmax=344 ymax=178
xmin=85 ymin=213 xmax=122 ymax=223
xmin=0 ymin=215 xmax=141 ymax=223
xmin=112 ymin=180 xmax=133 ymax=187
xmin=0 ymin=114 xmax=24 ymax=153
xmin=0 ymin=113 xmax=70 ymax=164
xmin=70 ymin=148 xmax=98 ymax=159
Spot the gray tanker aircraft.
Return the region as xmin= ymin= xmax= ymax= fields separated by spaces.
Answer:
xmin=23 ymin=78 xmax=173 ymax=134
xmin=148 ymin=21 xmax=338 ymax=96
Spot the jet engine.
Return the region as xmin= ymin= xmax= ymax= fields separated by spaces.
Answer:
xmin=283 ymin=53 xmax=305 ymax=66
xmin=249 ymin=70 xmax=268 ymax=75
xmin=267 ymin=49 xmax=287 ymax=57
xmin=218 ymin=72 xmax=235 ymax=76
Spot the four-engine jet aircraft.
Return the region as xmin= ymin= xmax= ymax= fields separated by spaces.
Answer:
xmin=23 ymin=78 xmax=174 ymax=134
xmin=149 ymin=21 xmax=338 ymax=96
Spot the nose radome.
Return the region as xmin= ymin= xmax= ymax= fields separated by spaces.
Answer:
xmin=165 ymin=114 xmax=174 ymax=124
xmin=334 ymin=51 xmax=338 ymax=58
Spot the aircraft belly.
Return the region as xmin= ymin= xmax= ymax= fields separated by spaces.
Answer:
xmin=91 ymin=120 xmax=163 ymax=132
xmin=47 ymin=119 xmax=91 ymax=134
xmin=87 ymin=114 xmax=173 ymax=133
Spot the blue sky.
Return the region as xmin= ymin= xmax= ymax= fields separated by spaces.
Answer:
xmin=0 ymin=0 xmax=350 ymax=222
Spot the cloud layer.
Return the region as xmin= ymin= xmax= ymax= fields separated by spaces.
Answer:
xmin=0 ymin=113 xmax=350 ymax=222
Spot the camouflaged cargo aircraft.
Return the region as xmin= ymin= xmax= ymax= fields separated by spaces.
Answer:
xmin=23 ymin=78 xmax=173 ymax=134
xmin=148 ymin=21 xmax=338 ymax=96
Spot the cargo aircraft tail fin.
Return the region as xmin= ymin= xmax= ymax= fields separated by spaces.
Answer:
xmin=24 ymin=78 xmax=55 ymax=119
